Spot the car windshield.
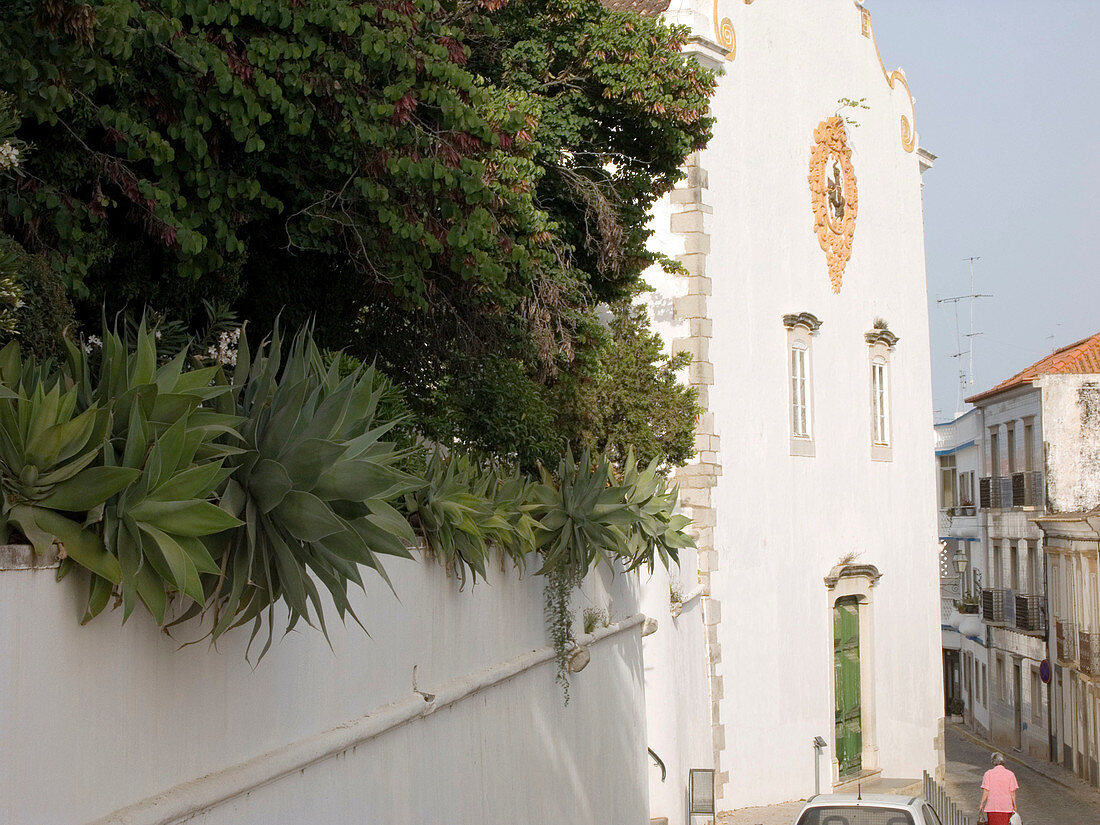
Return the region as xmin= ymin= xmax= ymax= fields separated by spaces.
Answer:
xmin=796 ymin=807 xmax=916 ymax=825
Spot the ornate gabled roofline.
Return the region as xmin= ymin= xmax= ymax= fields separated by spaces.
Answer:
xmin=782 ymin=312 xmax=823 ymax=332
xmin=864 ymin=329 xmax=899 ymax=348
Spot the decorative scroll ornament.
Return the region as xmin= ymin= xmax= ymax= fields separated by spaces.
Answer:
xmin=861 ymin=7 xmax=918 ymax=152
xmin=713 ymin=0 xmax=735 ymax=59
xmin=808 ymin=116 xmax=858 ymax=293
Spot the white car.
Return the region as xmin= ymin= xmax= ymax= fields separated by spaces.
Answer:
xmin=792 ymin=793 xmax=944 ymax=825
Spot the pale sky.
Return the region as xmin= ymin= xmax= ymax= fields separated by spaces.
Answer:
xmin=866 ymin=1 xmax=1100 ymax=422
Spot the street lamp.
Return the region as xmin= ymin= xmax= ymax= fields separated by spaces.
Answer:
xmin=952 ymin=546 xmax=969 ymax=594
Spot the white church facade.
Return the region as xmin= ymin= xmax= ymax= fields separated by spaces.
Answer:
xmin=637 ymin=1 xmax=945 ymax=818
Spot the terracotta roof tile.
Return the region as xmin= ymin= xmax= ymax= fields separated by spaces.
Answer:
xmin=966 ymin=331 xmax=1100 ymax=404
xmin=602 ymin=0 xmax=671 ymax=16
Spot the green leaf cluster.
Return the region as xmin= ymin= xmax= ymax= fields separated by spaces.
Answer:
xmin=210 ymin=326 xmax=422 ymax=657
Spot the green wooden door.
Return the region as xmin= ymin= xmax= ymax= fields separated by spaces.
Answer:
xmin=834 ymin=597 xmax=862 ymax=778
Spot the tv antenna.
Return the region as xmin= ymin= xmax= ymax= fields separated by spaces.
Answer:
xmin=936 ymin=257 xmax=991 ymax=414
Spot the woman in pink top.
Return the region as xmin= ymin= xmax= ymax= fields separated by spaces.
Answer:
xmin=978 ymin=752 xmax=1019 ymax=825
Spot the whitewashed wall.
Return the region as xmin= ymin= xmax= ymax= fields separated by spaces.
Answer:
xmin=639 ymin=548 xmax=713 ymax=825
xmin=1 ymin=548 xmax=650 ymax=825
xmin=1040 ymin=374 xmax=1100 ymax=514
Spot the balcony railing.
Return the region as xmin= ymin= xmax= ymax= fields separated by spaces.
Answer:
xmin=1015 ymin=594 xmax=1046 ymax=632
xmin=979 ymin=472 xmax=1044 ymax=509
xmin=1079 ymin=631 xmax=1100 ymax=677
xmin=982 ymin=589 xmax=1007 ymax=624
xmin=1057 ymin=620 xmax=1078 ymax=663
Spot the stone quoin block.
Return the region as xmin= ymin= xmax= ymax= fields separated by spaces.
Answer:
xmin=682 ymin=233 xmax=711 ymax=255
xmin=688 ymin=361 xmax=714 ymax=385
xmin=678 ymin=486 xmax=711 ymax=508
xmin=670 ymin=210 xmax=706 ymax=234
xmin=691 ymin=317 xmax=714 ymax=338
xmin=670 ymin=187 xmax=705 ymax=205
xmin=676 ymin=251 xmax=708 ymax=276
xmin=674 ymin=293 xmax=708 ymax=321
xmin=672 ymin=336 xmax=709 ymax=361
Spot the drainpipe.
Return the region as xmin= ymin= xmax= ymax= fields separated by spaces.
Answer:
xmin=1044 ymin=543 xmax=1055 ymax=763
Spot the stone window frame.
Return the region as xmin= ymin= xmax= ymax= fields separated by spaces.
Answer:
xmin=864 ymin=328 xmax=898 ymax=462
xmin=783 ymin=313 xmax=822 ymax=457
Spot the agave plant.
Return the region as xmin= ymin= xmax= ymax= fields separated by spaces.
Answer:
xmin=211 ymin=326 xmax=423 ymax=657
xmin=0 ymin=345 xmax=137 ymax=584
xmin=532 ymin=448 xmax=636 ymax=577
xmin=617 ymin=450 xmax=694 ymax=573
xmin=405 ymin=451 xmax=540 ymax=585
xmin=54 ymin=325 xmax=245 ymax=624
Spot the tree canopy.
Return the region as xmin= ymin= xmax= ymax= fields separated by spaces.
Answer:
xmin=0 ymin=0 xmax=714 ymax=467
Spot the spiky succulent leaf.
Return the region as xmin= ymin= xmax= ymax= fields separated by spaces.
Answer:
xmin=213 ymin=326 xmax=422 ymax=657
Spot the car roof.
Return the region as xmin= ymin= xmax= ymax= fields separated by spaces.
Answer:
xmin=802 ymin=793 xmax=923 ymax=808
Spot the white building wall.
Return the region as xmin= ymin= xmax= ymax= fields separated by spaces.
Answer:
xmin=936 ymin=410 xmax=983 ymax=734
xmin=1039 ymin=375 xmax=1100 ymax=514
xmin=642 ymin=0 xmax=944 ymax=810
xmin=2 ymin=550 xmax=649 ymax=825
xmin=639 ymin=554 xmax=713 ymax=825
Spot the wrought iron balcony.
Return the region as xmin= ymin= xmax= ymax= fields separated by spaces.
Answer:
xmin=1014 ymin=594 xmax=1046 ymax=633
xmin=1056 ymin=620 xmax=1078 ymax=663
xmin=979 ymin=473 xmax=1044 ymax=509
xmin=1079 ymin=631 xmax=1100 ymax=677
xmin=982 ymin=588 xmax=1007 ymax=624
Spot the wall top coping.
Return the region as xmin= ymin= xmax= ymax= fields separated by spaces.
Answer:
xmin=0 ymin=543 xmax=59 ymax=571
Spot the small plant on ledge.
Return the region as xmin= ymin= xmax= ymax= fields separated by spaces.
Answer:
xmin=582 ymin=606 xmax=610 ymax=636
xmin=669 ymin=579 xmax=685 ymax=617
xmin=955 ymin=596 xmax=980 ymax=614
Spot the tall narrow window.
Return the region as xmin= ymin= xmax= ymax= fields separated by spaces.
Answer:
xmin=864 ymin=326 xmax=897 ymax=462
xmin=1024 ymin=421 xmax=1035 ymax=472
xmin=791 ymin=343 xmax=810 ymax=438
xmin=939 ymin=454 xmax=957 ymax=509
xmin=872 ymin=357 xmax=888 ymax=445
xmin=990 ymin=429 xmax=1001 ymax=477
xmin=1007 ymin=423 xmax=1016 ymax=474
xmin=959 ymin=471 xmax=975 ymax=507
xmin=783 ymin=313 xmax=821 ymax=457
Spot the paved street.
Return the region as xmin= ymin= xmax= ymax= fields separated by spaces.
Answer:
xmin=718 ymin=778 xmax=922 ymax=825
xmin=717 ymin=725 xmax=1100 ymax=825
xmin=944 ymin=724 xmax=1100 ymax=825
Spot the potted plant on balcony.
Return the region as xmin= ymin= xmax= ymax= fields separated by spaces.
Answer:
xmin=955 ymin=595 xmax=980 ymax=614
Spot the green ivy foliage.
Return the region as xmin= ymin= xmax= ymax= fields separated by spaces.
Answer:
xmin=0 ymin=233 xmax=76 ymax=360
xmin=0 ymin=0 xmax=715 ymax=465
xmin=557 ymin=301 xmax=700 ymax=468
xmin=0 ymin=0 xmax=548 ymax=314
